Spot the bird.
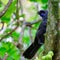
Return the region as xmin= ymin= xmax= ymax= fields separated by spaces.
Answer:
xmin=23 ymin=10 xmax=48 ymax=59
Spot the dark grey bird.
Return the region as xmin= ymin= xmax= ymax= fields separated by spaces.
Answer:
xmin=23 ymin=10 xmax=48 ymax=59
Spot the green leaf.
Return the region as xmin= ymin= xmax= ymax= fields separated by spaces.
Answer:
xmin=30 ymin=0 xmax=37 ymax=2
xmin=28 ymin=14 xmax=38 ymax=22
xmin=7 ymin=57 xmax=13 ymax=60
xmin=0 ymin=6 xmax=4 ymax=12
xmin=33 ymin=22 xmax=41 ymax=28
xmin=5 ymin=29 xmax=11 ymax=33
xmin=23 ymin=36 xmax=30 ymax=45
xmin=31 ymin=29 xmax=36 ymax=37
xmin=0 ymin=47 xmax=6 ymax=57
xmin=30 ymin=0 xmax=41 ymax=3
xmin=0 ymin=2 xmax=4 ymax=12
xmin=48 ymin=51 xmax=54 ymax=56
xmin=42 ymin=51 xmax=54 ymax=60
xmin=11 ymin=31 xmax=20 ymax=42
xmin=1 ymin=0 xmax=9 ymax=5
xmin=42 ymin=4 xmax=48 ymax=10
xmin=41 ymin=0 xmax=48 ymax=4
xmin=29 ymin=0 xmax=48 ymax=4
xmin=1 ymin=0 xmax=16 ymax=23
xmin=38 ymin=45 xmax=44 ymax=54
xmin=23 ymin=30 xmax=31 ymax=46
xmin=0 ymin=42 xmax=20 ymax=60
xmin=20 ymin=14 xmax=25 ymax=18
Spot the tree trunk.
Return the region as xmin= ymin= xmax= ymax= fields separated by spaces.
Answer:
xmin=44 ymin=0 xmax=60 ymax=60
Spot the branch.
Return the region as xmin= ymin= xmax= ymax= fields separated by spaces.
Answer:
xmin=0 ymin=0 xmax=12 ymax=18
xmin=3 ymin=53 xmax=8 ymax=60
xmin=18 ymin=0 xmax=26 ymax=45
xmin=0 ymin=0 xmax=19 ymax=41
xmin=17 ymin=2 xmax=26 ymax=59
xmin=24 ymin=18 xmax=42 ymax=27
xmin=28 ymin=27 xmax=33 ymax=43
xmin=0 ymin=22 xmax=4 ymax=31
xmin=19 ymin=0 xmax=23 ymax=14
xmin=8 ymin=18 xmax=41 ymax=27
xmin=0 ymin=24 xmax=18 ymax=41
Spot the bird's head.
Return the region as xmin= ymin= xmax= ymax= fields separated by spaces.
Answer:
xmin=38 ymin=10 xmax=48 ymax=19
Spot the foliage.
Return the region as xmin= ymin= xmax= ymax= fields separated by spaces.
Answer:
xmin=0 ymin=0 xmax=49 ymax=60
xmin=30 ymin=0 xmax=48 ymax=10
xmin=42 ymin=51 xmax=54 ymax=60
xmin=11 ymin=31 xmax=20 ymax=42
xmin=0 ymin=42 xmax=20 ymax=60
xmin=0 ymin=0 xmax=16 ymax=23
xmin=1 ymin=0 xmax=9 ymax=5
xmin=30 ymin=0 xmax=48 ymax=3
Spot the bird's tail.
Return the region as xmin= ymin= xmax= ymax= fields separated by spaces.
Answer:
xmin=23 ymin=42 xmax=42 ymax=59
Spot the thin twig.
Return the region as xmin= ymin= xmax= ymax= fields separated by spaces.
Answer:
xmin=25 ymin=18 xmax=41 ymax=27
xmin=0 ymin=0 xmax=12 ymax=18
xmin=28 ymin=27 xmax=33 ymax=43
xmin=19 ymin=0 xmax=23 ymax=14
xmin=0 ymin=22 xmax=4 ymax=31
xmin=3 ymin=53 xmax=8 ymax=60
xmin=0 ymin=25 xmax=18 ymax=41
xmin=7 ymin=18 xmax=41 ymax=27
xmin=17 ymin=1 xmax=26 ymax=60
xmin=18 ymin=0 xmax=26 ymax=45
xmin=0 ymin=0 xmax=20 ymax=41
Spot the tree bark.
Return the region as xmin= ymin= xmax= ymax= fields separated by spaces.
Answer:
xmin=44 ymin=0 xmax=60 ymax=60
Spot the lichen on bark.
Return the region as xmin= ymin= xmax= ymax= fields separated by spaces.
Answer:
xmin=44 ymin=0 xmax=60 ymax=60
